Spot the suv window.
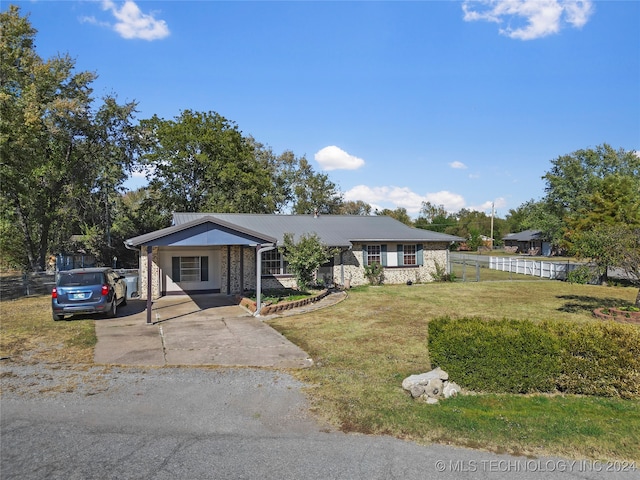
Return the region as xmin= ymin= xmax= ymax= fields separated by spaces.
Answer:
xmin=58 ymin=272 xmax=105 ymax=286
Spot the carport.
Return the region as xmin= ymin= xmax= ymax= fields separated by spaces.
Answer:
xmin=124 ymin=216 xmax=278 ymax=324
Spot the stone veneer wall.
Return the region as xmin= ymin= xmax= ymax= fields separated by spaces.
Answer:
xmin=140 ymin=242 xmax=452 ymax=298
xmin=333 ymin=243 xmax=450 ymax=287
xmin=138 ymin=246 xmax=161 ymax=300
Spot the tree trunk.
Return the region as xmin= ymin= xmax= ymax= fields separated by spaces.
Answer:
xmin=12 ymin=197 xmax=38 ymax=271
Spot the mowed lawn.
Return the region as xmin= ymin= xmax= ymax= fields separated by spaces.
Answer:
xmin=268 ymin=280 xmax=640 ymax=462
xmin=2 ymin=278 xmax=639 ymax=461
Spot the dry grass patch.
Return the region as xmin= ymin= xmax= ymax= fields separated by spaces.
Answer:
xmin=269 ymin=281 xmax=640 ymax=462
xmin=0 ymin=295 xmax=96 ymax=364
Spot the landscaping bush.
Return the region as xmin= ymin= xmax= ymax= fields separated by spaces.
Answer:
xmin=428 ymin=317 xmax=561 ymax=394
xmin=429 ymin=317 xmax=640 ymax=398
xmin=545 ymin=320 xmax=640 ymax=399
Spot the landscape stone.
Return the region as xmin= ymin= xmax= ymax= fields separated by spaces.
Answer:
xmin=402 ymin=368 xmax=461 ymax=404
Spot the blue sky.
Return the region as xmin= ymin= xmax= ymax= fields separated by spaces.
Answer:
xmin=8 ymin=0 xmax=640 ymax=218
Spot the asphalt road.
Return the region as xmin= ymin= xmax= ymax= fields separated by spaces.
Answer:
xmin=1 ymin=364 xmax=637 ymax=480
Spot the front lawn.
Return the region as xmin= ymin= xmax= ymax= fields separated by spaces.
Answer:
xmin=268 ymin=281 xmax=640 ymax=462
xmin=0 ymin=295 xmax=96 ymax=363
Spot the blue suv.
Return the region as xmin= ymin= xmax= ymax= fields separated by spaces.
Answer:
xmin=52 ymin=268 xmax=127 ymax=321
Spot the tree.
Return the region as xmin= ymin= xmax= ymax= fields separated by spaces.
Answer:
xmin=505 ymin=199 xmax=564 ymax=250
xmin=568 ymin=174 xmax=640 ymax=233
xmin=1 ymin=7 xmax=140 ymax=270
xmin=543 ymin=144 xmax=639 ymax=222
xmin=141 ymin=110 xmax=278 ymax=214
xmin=279 ymin=232 xmax=336 ymax=291
xmin=109 ymin=187 xmax=172 ymax=267
xmin=569 ymin=224 xmax=640 ymax=306
xmin=415 ymin=201 xmax=457 ymax=232
xmin=375 ymin=207 xmax=412 ymax=226
xmin=289 ymin=157 xmax=343 ymax=214
xmin=338 ymin=200 xmax=372 ymax=216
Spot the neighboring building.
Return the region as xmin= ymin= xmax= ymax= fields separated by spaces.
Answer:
xmin=503 ymin=229 xmax=551 ymax=256
xmin=124 ymin=213 xmax=464 ymax=300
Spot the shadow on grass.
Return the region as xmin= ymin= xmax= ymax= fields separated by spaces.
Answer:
xmin=556 ymin=295 xmax=634 ymax=314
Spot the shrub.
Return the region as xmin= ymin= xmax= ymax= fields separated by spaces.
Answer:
xmin=432 ymin=261 xmax=456 ymax=282
xmin=428 ymin=317 xmax=640 ymax=398
xmin=364 ymin=262 xmax=384 ymax=285
xmin=428 ymin=317 xmax=561 ymax=394
xmin=545 ymin=320 xmax=640 ymax=399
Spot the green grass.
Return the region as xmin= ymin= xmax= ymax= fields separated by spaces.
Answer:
xmin=3 ymin=280 xmax=639 ymax=461
xmin=268 ymin=281 xmax=640 ymax=461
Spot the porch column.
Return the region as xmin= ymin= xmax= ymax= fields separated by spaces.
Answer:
xmin=226 ymin=246 xmax=231 ymax=295
xmin=239 ymin=246 xmax=244 ymax=294
xmin=146 ymin=245 xmax=152 ymax=325
xmin=254 ymin=243 xmax=276 ymax=317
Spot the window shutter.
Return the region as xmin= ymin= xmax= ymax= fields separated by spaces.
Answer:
xmin=201 ymin=256 xmax=209 ymax=281
xmin=397 ymin=244 xmax=404 ymax=266
xmin=172 ymin=257 xmax=181 ymax=282
xmin=417 ymin=244 xmax=424 ymax=266
xmin=381 ymin=244 xmax=387 ymax=267
xmin=362 ymin=245 xmax=368 ymax=266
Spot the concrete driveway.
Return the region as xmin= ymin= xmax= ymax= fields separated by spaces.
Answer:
xmin=94 ymin=294 xmax=318 ymax=368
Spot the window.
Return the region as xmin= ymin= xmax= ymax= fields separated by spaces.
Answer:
xmin=367 ymin=245 xmax=381 ymax=265
xmin=262 ymin=250 xmax=289 ymax=275
xmin=180 ymin=257 xmax=201 ymax=282
xmin=397 ymin=244 xmax=423 ymax=266
xmin=172 ymin=256 xmax=209 ymax=282
xmin=403 ymin=245 xmax=417 ymax=266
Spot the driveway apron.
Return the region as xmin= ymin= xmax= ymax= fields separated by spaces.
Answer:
xmin=94 ymin=294 xmax=313 ymax=368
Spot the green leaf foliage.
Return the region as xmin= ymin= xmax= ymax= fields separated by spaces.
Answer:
xmin=429 ymin=317 xmax=561 ymax=394
xmin=429 ymin=317 xmax=640 ymax=398
xmin=280 ymin=232 xmax=336 ymax=291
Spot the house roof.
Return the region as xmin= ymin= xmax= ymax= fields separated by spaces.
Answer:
xmin=125 ymin=213 xmax=464 ymax=248
xmin=503 ymin=229 xmax=545 ymax=242
xmin=173 ymin=213 xmax=464 ymax=246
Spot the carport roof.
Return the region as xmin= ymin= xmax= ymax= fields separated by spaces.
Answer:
xmin=124 ymin=215 xmax=278 ymax=248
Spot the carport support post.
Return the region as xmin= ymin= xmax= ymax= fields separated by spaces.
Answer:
xmin=255 ymin=243 xmax=276 ymax=317
xmin=146 ymin=245 xmax=153 ymax=325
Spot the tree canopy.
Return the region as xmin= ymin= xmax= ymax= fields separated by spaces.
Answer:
xmin=1 ymin=6 xmax=140 ymax=270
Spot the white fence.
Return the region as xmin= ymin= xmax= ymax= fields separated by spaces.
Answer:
xmin=489 ymin=257 xmax=580 ymax=280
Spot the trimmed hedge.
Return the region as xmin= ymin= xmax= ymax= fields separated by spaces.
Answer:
xmin=428 ymin=317 xmax=640 ymax=398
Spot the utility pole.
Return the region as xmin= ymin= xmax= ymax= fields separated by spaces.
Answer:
xmin=490 ymin=202 xmax=494 ymax=249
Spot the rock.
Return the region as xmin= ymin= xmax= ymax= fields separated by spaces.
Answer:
xmin=402 ymin=368 xmax=460 ymax=403
xmin=401 ymin=367 xmax=448 ymax=391
xmin=424 ymin=378 xmax=443 ymax=398
xmin=409 ymin=384 xmax=425 ymax=398
xmin=443 ymin=381 xmax=461 ymax=399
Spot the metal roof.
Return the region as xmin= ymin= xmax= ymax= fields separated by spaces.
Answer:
xmin=167 ymin=213 xmax=464 ymax=246
xmin=503 ymin=229 xmax=545 ymax=242
xmin=124 ymin=215 xmax=277 ymax=247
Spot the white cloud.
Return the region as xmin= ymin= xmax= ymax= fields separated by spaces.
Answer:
xmin=462 ymin=0 xmax=593 ymax=40
xmin=314 ymin=146 xmax=365 ymax=171
xmin=101 ymin=0 xmax=170 ymax=41
xmin=450 ymin=161 xmax=468 ymax=169
xmin=470 ymin=197 xmax=508 ymax=212
xmin=344 ymin=185 xmax=466 ymax=215
xmin=423 ymin=191 xmax=467 ymax=212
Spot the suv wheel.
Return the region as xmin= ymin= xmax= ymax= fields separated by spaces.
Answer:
xmin=53 ymin=312 xmax=63 ymax=321
xmin=106 ymin=300 xmax=117 ymax=318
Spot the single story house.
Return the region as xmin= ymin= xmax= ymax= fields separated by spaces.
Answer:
xmin=503 ymin=229 xmax=551 ymax=256
xmin=124 ymin=213 xmax=463 ymax=318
